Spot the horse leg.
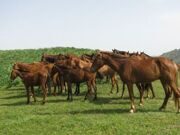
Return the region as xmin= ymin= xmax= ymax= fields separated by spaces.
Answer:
xmin=76 ymin=83 xmax=80 ymax=95
xmin=110 ymin=77 xmax=115 ymax=94
xmin=159 ymin=80 xmax=171 ymax=110
xmin=53 ymin=84 xmax=57 ymax=96
xmin=136 ymin=83 xmax=144 ymax=106
xmin=67 ymin=82 xmax=70 ymax=100
xmin=41 ymin=83 xmax=47 ymax=104
xmin=115 ymin=77 xmax=119 ymax=93
xmin=26 ymin=85 xmax=30 ymax=104
xmin=149 ymin=83 xmax=155 ymax=98
xmin=47 ymin=74 xmax=51 ymax=95
xmin=127 ymin=83 xmax=135 ymax=113
xmin=84 ymin=82 xmax=91 ymax=100
xmin=67 ymin=82 xmax=73 ymax=101
xmin=31 ymin=86 xmax=36 ymax=102
xmin=92 ymin=80 xmax=97 ymax=100
xmin=121 ymin=82 xmax=126 ymax=98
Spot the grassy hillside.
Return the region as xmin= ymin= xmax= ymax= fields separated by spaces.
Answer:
xmin=0 ymin=47 xmax=94 ymax=87
xmin=161 ymin=49 xmax=180 ymax=64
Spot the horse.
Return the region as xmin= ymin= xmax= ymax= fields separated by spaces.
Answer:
xmin=10 ymin=69 xmax=48 ymax=104
xmin=81 ymin=54 xmax=119 ymax=94
xmin=51 ymin=63 xmax=97 ymax=101
xmin=112 ymin=49 xmax=156 ymax=100
xmin=12 ymin=62 xmax=53 ymax=93
xmin=91 ymin=51 xmax=180 ymax=113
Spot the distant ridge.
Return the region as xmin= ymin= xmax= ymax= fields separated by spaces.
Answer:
xmin=161 ymin=49 xmax=180 ymax=64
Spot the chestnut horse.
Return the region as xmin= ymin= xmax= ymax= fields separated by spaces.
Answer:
xmin=13 ymin=62 xmax=53 ymax=93
xmin=91 ymin=51 xmax=180 ymax=113
xmin=112 ymin=49 xmax=155 ymax=99
xmin=10 ymin=69 xmax=48 ymax=104
xmin=81 ymin=54 xmax=119 ymax=94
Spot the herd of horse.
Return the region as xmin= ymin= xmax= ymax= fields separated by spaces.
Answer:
xmin=10 ymin=49 xmax=180 ymax=113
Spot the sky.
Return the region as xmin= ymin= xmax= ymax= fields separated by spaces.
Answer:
xmin=0 ymin=0 xmax=180 ymax=55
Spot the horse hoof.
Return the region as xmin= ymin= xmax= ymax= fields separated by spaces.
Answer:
xmin=129 ymin=109 xmax=135 ymax=113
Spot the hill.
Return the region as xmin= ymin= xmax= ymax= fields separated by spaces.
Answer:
xmin=0 ymin=47 xmax=94 ymax=87
xmin=161 ymin=49 xmax=180 ymax=64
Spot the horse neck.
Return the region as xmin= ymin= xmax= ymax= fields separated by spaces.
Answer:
xmin=79 ymin=60 xmax=92 ymax=69
xmin=102 ymin=54 xmax=123 ymax=72
xmin=16 ymin=63 xmax=31 ymax=71
xmin=15 ymin=70 xmax=24 ymax=79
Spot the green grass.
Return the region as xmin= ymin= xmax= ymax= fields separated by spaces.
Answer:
xmin=0 ymin=47 xmax=179 ymax=134
xmin=0 ymin=80 xmax=179 ymax=135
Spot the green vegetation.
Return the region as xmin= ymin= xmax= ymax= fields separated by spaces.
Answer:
xmin=162 ymin=48 xmax=180 ymax=64
xmin=0 ymin=47 xmax=179 ymax=134
xmin=0 ymin=81 xmax=179 ymax=135
xmin=0 ymin=47 xmax=94 ymax=87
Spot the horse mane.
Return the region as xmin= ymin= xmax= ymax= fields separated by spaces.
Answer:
xmin=112 ymin=49 xmax=128 ymax=55
xmin=140 ymin=52 xmax=151 ymax=57
xmin=100 ymin=51 xmax=128 ymax=59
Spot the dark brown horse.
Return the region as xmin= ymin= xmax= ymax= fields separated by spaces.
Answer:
xmin=91 ymin=51 xmax=180 ymax=113
xmin=51 ymin=63 xmax=97 ymax=101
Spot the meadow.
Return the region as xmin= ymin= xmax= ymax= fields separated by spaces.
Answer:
xmin=0 ymin=47 xmax=179 ymax=135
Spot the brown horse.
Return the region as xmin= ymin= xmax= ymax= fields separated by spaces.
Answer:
xmin=81 ymin=54 xmax=119 ymax=94
xmin=112 ymin=49 xmax=156 ymax=101
xmin=13 ymin=62 xmax=53 ymax=93
xmin=91 ymin=51 xmax=180 ymax=113
xmin=51 ymin=63 xmax=97 ymax=101
xmin=10 ymin=69 xmax=48 ymax=104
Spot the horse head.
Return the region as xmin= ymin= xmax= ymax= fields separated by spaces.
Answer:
xmin=91 ymin=52 xmax=105 ymax=72
xmin=10 ymin=69 xmax=19 ymax=81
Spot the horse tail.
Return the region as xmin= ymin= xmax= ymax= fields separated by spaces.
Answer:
xmin=173 ymin=63 xmax=180 ymax=107
xmin=175 ymin=63 xmax=179 ymax=87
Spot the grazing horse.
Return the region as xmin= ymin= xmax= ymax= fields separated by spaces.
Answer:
xmin=10 ymin=69 xmax=48 ymax=104
xmin=91 ymin=51 xmax=180 ymax=113
xmin=51 ymin=63 xmax=97 ymax=101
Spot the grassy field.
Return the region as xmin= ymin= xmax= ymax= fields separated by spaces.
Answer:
xmin=0 ymin=80 xmax=180 ymax=135
xmin=0 ymin=47 xmax=179 ymax=135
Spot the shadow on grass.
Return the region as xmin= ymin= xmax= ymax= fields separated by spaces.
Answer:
xmin=0 ymin=94 xmax=25 ymax=99
xmin=0 ymin=101 xmax=26 ymax=106
xmin=88 ymin=97 xmax=130 ymax=105
xmin=69 ymin=107 xmax=175 ymax=115
xmin=70 ymin=108 xmax=129 ymax=114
